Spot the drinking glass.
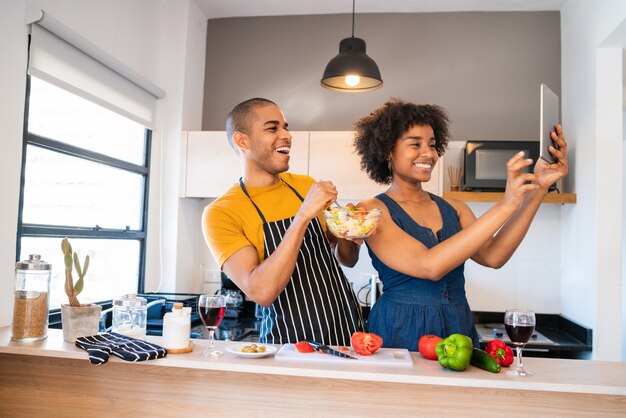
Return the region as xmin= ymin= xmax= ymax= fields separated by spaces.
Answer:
xmin=198 ymin=294 xmax=226 ymax=357
xmin=504 ymin=309 xmax=536 ymax=377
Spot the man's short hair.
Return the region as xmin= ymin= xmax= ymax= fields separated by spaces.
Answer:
xmin=225 ymin=98 xmax=276 ymax=152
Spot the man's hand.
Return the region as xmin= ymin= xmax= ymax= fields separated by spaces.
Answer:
xmin=297 ymin=181 xmax=338 ymax=222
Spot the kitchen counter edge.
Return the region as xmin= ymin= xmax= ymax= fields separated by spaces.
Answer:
xmin=1 ymin=327 xmax=624 ymax=396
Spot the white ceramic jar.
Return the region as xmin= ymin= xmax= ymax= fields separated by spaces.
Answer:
xmin=162 ymin=303 xmax=191 ymax=350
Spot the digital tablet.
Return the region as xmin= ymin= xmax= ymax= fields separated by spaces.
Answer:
xmin=540 ymin=83 xmax=560 ymax=164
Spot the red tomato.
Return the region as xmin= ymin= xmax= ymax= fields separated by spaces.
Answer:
xmin=351 ymin=332 xmax=383 ymax=356
xmin=294 ymin=341 xmax=315 ymax=353
xmin=418 ymin=334 xmax=443 ymax=360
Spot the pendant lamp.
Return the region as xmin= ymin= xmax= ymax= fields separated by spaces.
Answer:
xmin=320 ymin=0 xmax=383 ymax=93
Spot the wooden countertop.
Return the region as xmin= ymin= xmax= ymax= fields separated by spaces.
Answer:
xmin=2 ymin=327 xmax=626 ymax=417
xmin=0 ymin=328 xmax=623 ymax=396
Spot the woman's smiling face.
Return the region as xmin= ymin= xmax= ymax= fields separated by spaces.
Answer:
xmin=389 ymin=124 xmax=439 ymax=183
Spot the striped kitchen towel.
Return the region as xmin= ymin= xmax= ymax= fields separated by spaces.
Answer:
xmin=75 ymin=332 xmax=167 ymax=365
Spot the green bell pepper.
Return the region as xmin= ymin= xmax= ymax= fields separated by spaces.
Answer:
xmin=435 ymin=334 xmax=474 ymax=371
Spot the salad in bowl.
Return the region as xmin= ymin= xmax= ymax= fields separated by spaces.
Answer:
xmin=323 ymin=206 xmax=382 ymax=239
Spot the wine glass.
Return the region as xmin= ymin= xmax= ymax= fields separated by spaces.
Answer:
xmin=198 ymin=294 xmax=226 ymax=357
xmin=504 ymin=309 xmax=536 ymax=377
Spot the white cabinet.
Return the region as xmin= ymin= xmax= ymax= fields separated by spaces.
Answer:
xmin=180 ymin=131 xmax=309 ymax=198
xmin=308 ymin=131 xmax=442 ymax=200
xmin=308 ymin=131 xmax=386 ymax=200
xmin=181 ymin=131 xmax=441 ymax=198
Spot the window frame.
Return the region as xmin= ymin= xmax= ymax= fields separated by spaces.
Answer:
xmin=17 ymin=74 xmax=152 ymax=325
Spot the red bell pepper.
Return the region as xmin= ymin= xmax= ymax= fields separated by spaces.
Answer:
xmin=485 ymin=339 xmax=514 ymax=367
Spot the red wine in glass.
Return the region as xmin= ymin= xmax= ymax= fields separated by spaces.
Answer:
xmin=200 ymin=306 xmax=225 ymax=329
xmin=504 ymin=324 xmax=535 ymax=345
xmin=198 ymin=294 xmax=226 ymax=357
xmin=504 ymin=309 xmax=536 ymax=377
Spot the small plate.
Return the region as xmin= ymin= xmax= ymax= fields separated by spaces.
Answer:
xmin=226 ymin=344 xmax=278 ymax=358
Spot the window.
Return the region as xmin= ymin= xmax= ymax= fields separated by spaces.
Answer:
xmin=18 ymin=76 xmax=151 ymax=310
xmin=19 ymin=12 xmax=163 ymax=316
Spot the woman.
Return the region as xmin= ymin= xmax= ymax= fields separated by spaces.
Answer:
xmin=353 ymin=99 xmax=568 ymax=350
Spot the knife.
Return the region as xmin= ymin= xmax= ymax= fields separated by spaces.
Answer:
xmin=304 ymin=339 xmax=357 ymax=360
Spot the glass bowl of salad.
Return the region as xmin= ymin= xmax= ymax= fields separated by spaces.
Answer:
xmin=323 ymin=206 xmax=382 ymax=239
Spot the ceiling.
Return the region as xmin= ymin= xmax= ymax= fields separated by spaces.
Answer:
xmin=195 ymin=0 xmax=566 ymax=19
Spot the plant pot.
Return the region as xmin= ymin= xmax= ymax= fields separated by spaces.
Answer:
xmin=61 ymin=304 xmax=102 ymax=343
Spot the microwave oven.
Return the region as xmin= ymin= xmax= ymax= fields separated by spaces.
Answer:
xmin=463 ymin=141 xmax=539 ymax=191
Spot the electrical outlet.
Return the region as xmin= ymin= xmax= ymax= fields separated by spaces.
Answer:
xmin=203 ymin=268 xmax=221 ymax=283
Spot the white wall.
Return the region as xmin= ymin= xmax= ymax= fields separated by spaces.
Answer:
xmin=465 ymin=204 xmax=562 ymax=313
xmin=622 ymin=105 xmax=626 ymax=361
xmin=0 ymin=1 xmax=28 ymax=327
xmin=561 ymin=0 xmax=626 ymax=360
xmin=0 ymin=0 xmax=207 ymax=327
xmin=147 ymin=0 xmax=208 ymax=294
xmin=623 ymin=106 xmax=626 ymax=361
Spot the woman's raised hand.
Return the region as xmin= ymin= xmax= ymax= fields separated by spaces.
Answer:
xmin=501 ymin=151 xmax=538 ymax=210
xmin=534 ymin=125 xmax=569 ymax=189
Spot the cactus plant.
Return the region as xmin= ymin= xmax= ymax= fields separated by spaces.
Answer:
xmin=61 ymin=237 xmax=89 ymax=307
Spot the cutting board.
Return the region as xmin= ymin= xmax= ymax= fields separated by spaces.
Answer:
xmin=275 ymin=344 xmax=413 ymax=367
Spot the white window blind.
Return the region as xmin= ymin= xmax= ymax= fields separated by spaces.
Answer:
xmin=26 ymin=8 xmax=164 ymax=128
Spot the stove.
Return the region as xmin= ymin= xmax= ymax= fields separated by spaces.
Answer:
xmin=475 ymin=323 xmax=555 ymax=346
xmin=472 ymin=311 xmax=592 ymax=358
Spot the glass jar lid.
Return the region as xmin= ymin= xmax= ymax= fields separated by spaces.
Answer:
xmin=113 ymin=293 xmax=147 ymax=307
xmin=15 ymin=254 xmax=51 ymax=270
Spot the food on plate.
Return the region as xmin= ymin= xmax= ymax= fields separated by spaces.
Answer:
xmin=294 ymin=341 xmax=315 ymax=353
xmin=241 ymin=344 xmax=266 ymax=353
xmin=435 ymin=333 xmax=473 ymax=371
xmin=485 ymin=339 xmax=514 ymax=367
xmin=323 ymin=206 xmax=382 ymax=239
xmin=418 ymin=334 xmax=443 ymax=360
xmin=470 ymin=348 xmax=502 ymax=373
xmin=351 ymin=332 xmax=383 ymax=356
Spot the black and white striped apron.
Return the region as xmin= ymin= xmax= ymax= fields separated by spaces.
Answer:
xmin=239 ymin=178 xmax=364 ymax=346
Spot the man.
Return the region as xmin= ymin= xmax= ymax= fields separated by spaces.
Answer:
xmin=202 ymin=98 xmax=364 ymax=345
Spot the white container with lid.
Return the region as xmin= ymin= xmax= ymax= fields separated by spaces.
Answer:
xmin=112 ymin=294 xmax=147 ymax=340
xmin=162 ymin=302 xmax=191 ymax=350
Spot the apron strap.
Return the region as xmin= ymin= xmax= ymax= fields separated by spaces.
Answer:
xmin=238 ymin=177 xmax=305 ymax=224
xmin=239 ymin=178 xmax=267 ymax=224
xmin=280 ymin=179 xmax=305 ymax=202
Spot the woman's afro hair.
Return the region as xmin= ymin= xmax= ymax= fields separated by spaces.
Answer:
xmin=353 ymin=98 xmax=450 ymax=184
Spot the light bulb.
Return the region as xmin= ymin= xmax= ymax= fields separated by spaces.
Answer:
xmin=345 ymin=75 xmax=361 ymax=87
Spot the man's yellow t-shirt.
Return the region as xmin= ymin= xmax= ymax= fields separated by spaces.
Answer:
xmin=202 ymin=173 xmax=327 ymax=268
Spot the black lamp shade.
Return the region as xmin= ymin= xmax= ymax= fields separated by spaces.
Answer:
xmin=321 ymin=37 xmax=383 ymax=93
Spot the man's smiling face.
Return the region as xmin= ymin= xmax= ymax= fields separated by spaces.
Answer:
xmin=243 ymin=104 xmax=292 ymax=176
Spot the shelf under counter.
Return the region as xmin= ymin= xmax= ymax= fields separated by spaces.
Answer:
xmin=443 ymin=191 xmax=576 ymax=204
